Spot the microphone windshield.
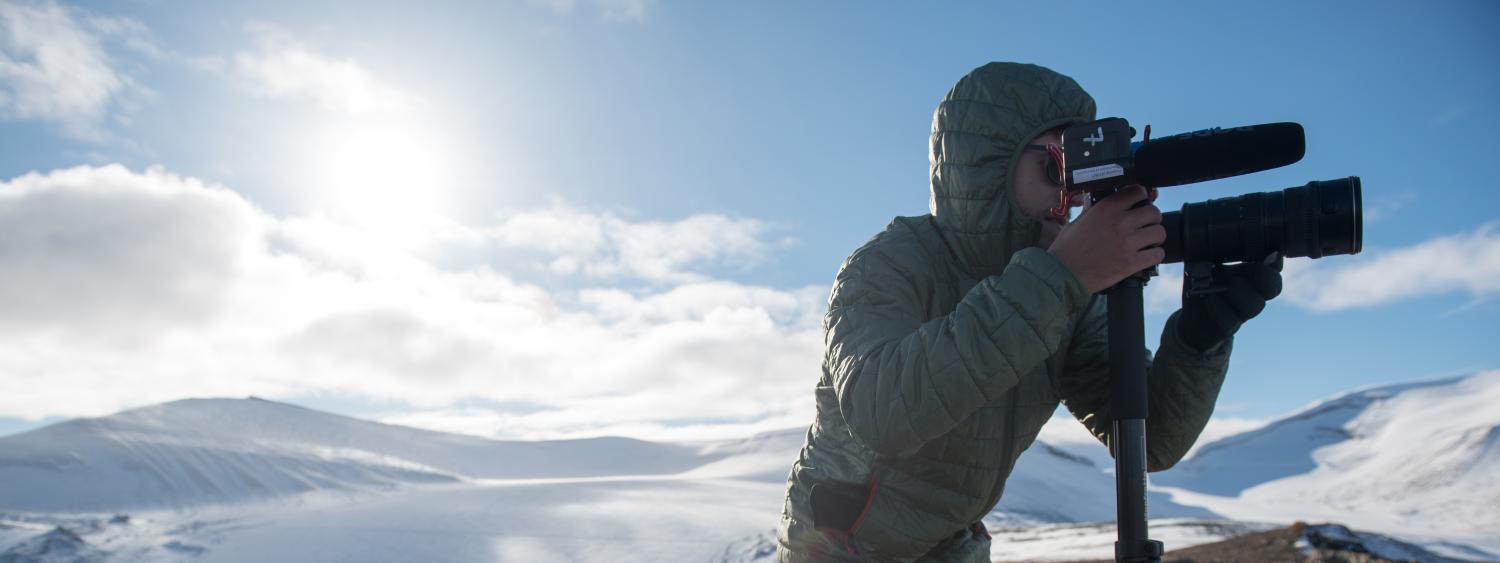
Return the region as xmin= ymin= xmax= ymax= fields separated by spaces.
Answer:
xmin=1133 ymin=122 xmax=1305 ymax=188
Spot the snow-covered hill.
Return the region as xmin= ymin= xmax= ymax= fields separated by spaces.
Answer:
xmin=0 ymin=397 xmax=717 ymax=512
xmin=1153 ymin=370 xmax=1500 ymax=555
xmin=2 ymin=372 xmax=1497 ymax=562
xmin=0 ymin=396 xmax=1205 ymax=521
xmin=990 ymin=442 xmax=1216 ymax=525
xmin=0 ymin=398 xmax=805 ymax=562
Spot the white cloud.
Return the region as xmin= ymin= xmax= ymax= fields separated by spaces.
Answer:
xmin=1145 ymin=263 xmax=1183 ymax=315
xmin=380 ymin=403 xmax=811 ymax=442
xmin=0 ymin=165 xmax=822 ymax=442
xmin=0 ymin=0 xmax=146 ymax=138
xmin=282 ymin=308 xmax=497 ymax=382
xmin=484 ymin=203 xmax=777 ymax=283
xmin=1283 ymin=223 xmax=1500 ymax=311
xmin=581 ymin=282 xmax=825 ymax=327
xmin=1146 ymin=224 xmax=1500 ymax=315
xmin=0 ymin=164 xmax=265 ymax=340
xmin=233 ymin=23 xmax=416 ymax=115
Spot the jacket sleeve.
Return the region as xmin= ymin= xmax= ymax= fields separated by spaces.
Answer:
xmin=826 ymin=246 xmax=1092 ymax=458
xmin=1055 ymin=301 xmax=1233 ymax=471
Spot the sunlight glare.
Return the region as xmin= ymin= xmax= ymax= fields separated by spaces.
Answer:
xmin=307 ymin=112 xmax=463 ymax=232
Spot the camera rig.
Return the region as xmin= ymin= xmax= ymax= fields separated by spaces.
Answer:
xmin=1047 ymin=117 xmax=1363 ymax=563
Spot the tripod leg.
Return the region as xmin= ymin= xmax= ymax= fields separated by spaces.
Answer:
xmin=1108 ymin=277 xmax=1163 ymax=563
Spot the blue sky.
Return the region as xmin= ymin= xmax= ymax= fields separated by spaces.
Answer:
xmin=1 ymin=0 xmax=1496 ymax=441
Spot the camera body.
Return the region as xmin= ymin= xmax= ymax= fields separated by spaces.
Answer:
xmin=1060 ymin=117 xmax=1137 ymax=195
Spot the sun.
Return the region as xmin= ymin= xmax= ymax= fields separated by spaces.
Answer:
xmin=306 ymin=111 xmax=463 ymax=229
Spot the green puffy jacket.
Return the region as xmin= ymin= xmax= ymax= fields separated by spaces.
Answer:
xmin=776 ymin=63 xmax=1233 ymax=562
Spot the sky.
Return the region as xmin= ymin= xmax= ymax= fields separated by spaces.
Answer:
xmin=1 ymin=0 xmax=1497 ymax=443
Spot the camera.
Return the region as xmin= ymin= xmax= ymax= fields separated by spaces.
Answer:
xmin=1057 ymin=118 xmax=1363 ymax=266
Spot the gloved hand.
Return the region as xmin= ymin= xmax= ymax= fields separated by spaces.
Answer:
xmin=1176 ymin=252 xmax=1284 ymax=351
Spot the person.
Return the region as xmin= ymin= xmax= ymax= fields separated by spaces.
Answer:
xmin=775 ymin=62 xmax=1282 ymax=562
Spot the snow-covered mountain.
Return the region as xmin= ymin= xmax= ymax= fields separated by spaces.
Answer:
xmin=0 ymin=399 xmax=805 ymax=562
xmin=990 ymin=442 xmax=1215 ymax=525
xmin=0 ymin=396 xmax=1206 ymax=521
xmin=1153 ymin=370 xmax=1500 ymax=555
xmin=2 ymin=371 xmax=1497 ymax=562
xmin=0 ymin=397 xmax=719 ymax=512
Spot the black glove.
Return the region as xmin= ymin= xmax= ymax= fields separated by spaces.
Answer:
xmin=1176 ymin=252 xmax=1283 ymax=351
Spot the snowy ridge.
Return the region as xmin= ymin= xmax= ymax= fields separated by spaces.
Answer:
xmin=678 ymin=427 xmax=806 ymax=482
xmin=0 ymin=397 xmax=713 ymax=512
xmin=1166 ymin=374 xmax=1463 ymax=495
xmin=990 ymin=442 xmax=1215 ymax=525
xmin=1154 ymin=370 xmax=1500 ymax=554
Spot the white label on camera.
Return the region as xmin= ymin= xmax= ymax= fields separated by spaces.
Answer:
xmin=1072 ymin=164 xmax=1124 ymax=184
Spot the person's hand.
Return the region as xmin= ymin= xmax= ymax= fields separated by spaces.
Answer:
xmin=1046 ymin=185 xmax=1165 ymax=294
xmin=1176 ymin=252 xmax=1284 ymax=351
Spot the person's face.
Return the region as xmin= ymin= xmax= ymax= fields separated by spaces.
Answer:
xmin=1011 ymin=129 xmax=1070 ymax=248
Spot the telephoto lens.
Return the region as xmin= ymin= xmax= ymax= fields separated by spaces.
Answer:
xmin=1160 ymin=177 xmax=1363 ymax=264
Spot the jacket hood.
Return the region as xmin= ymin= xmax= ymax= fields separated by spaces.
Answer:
xmin=928 ymin=62 xmax=1096 ymax=278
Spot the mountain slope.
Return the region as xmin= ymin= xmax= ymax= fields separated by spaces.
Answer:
xmin=1154 ymin=370 xmax=1500 ymax=553
xmin=0 ymin=395 xmax=1213 ymax=523
xmin=0 ymin=397 xmax=713 ymax=512
xmin=991 ymin=442 xmax=1217 ymax=525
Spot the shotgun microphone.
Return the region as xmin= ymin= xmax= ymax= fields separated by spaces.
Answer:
xmin=1132 ymin=122 xmax=1305 ymax=188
